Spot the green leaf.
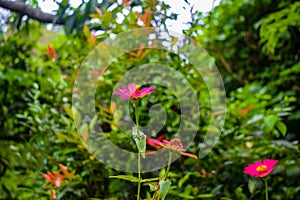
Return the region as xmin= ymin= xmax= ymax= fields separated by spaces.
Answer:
xmin=197 ymin=194 xmax=214 ymax=198
xmin=142 ymin=177 xmax=160 ymax=182
xmin=178 ymin=172 xmax=193 ymax=188
xmin=235 ymin=186 xmax=247 ymax=200
xmin=146 ymin=192 xmax=152 ymax=199
xmin=178 ymin=194 xmax=194 ymax=199
xmin=149 ymin=183 xmax=158 ymax=191
xmin=159 ymin=179 xmax=171 ymax=200
xmin=109 ymin=175 xmax=139 ymax=182
xmin=183 ymin=184 xmax=193 ymax=195
xmin=65 ymin=11 xmax=77 ymax=35
xmin=63 ymin=105 xmax=73 ymax=118
xmin=83 ymin=24 xmax=91 ymax=39
xmin=276 ymin=121 xmax=287 ymax=136
xmin=72 ymin=107 xmax=81 ymax=126
xmin=53 ymin=2 xmax=67 ymax=25
xmin=80 ymin=123 xmax=89 ymax=142
xmin=248 ymin=179 xmax=256 ymax=194
xmin=246 ymin=114 xmax=264 ymax=125
xmin=273 ymin=140 xmax=299 ymax=150
xmin=192 ymin=187 xmax=199 ymax=196
xmin=264 ymin=114 xmax=278 ymax=129
xmin=89 ymin=115 xmax=98 ymax=131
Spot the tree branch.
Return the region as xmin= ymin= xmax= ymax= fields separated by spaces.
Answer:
xmin=0 ymin=0 xmax=64 ymax=24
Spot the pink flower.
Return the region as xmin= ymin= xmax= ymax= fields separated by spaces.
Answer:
xmin=147 ymin=135 xmax=170 ymax=149
xmin=91 ymin=33 xmax=96 ymax=42
xmin=244 ymin=159 xmax=278 ymax=178
xmin=113 ymin=83 xmax=156 ymax=100
xmin=147 ymin=137 xmax=197 ymax=159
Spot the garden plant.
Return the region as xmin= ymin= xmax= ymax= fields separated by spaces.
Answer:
xmin=0 ymin=0 xmax=299 ymax=199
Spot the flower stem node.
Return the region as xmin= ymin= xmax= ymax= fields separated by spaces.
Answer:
xmin=132 ymin=127 xmax=146 ymax=158
xmin=159 ymin=179 xmax=172 ymax=200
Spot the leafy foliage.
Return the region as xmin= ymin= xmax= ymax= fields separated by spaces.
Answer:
xmin=0 ymin=0 xmax=299 ymax=199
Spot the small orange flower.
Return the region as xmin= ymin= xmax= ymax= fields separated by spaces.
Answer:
xmin=240 ymin=104 xmax=254 ymax=116
xmin=91 ymin=33 xmax=97 ymax=42
xmin=136 ymin=8 xmax=152 ymax=27
xmin=45 ymin=44 xmax=56 ymax=61
xmin=59 ymin=164 xmax=75 ymax=180
xmin=89 ymin=67 xmax=106 ymax=78
xmin=122 ymin=0 xmax=131 ymax=6
xmin=42 ymin=171 xmax=64 ymax=187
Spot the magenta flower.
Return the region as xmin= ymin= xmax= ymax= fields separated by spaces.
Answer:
xmin=147 ymin=136 xmax=170 ymax=150
xmin=147 ymin=137 xmax=198 ymax=159
xmin=244 ymin=159 xmax=278 ymax=178
xmin=113 ymin=83 xmax=156 ymax=100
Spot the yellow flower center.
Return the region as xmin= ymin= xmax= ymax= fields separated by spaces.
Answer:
xmin=256 ymin=165 xmax=267 ymax=173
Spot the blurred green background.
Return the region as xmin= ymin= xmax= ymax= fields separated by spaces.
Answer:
xmin=0 ymin=0 xmax=299 ymax=199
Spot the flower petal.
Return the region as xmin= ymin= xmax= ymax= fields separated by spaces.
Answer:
xmin=42 ymin=173 xmax=51 ymax=182
xmin=180 ymin=152 xmax=198 ymax=159
xmin=244 ymin=159 xmax=278 ymax=178
xmin=244 ymin=164 xmax=259 ymax=177
xmin=128 ymin=83 xmax=137 ymax=94
xmin=263 ymin=159 xmax=278 ymax=170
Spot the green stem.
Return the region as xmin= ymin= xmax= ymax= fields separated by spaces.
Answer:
xmin=137 ymin=151 xmax=141 ymax=200
xmin=164 ymin=150 xmax=172 ymax=179
xmin=264 ymin=178 xmax=269 ymax=200
xmin=151 ymin=192 xmax=158 ymax=200
xmin=134 ymin=101 xmax=139 ymax=128
xmin=134 ymin=100 xmax=141 ymax=200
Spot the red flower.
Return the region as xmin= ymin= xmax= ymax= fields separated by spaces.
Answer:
xmin=113 ymin=83 xmax=156 ymax=100
xmin=45 ymin=44 xmax=56 ymax=61
xmin=89 ymin=67 xmax=106 ymax=78
xmin=240 ymin=104 xmax=254 ymax=116
xmin=59 ymin=164 xmax=75 ymax=180
xmin=128 ymin=44 xmax=150 ymax=61
xmin=136 ymin=8 xmax=152 ymax=27
xmin=91 ymin=33 xmax=96 ymax=42
xmin=42 ymin=171 xmax=64 ymax=187
xmin=244 ymin=159 xmax=278 ymax=178
xmin=122 ymin=0 xmax=131 ymax=6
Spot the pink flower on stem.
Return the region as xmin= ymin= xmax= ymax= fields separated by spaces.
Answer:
xmin=244 ymin=159 xmax=278 ymax=178
xmin=113 ymin=83 xmax=156 ymax=100
xmin=147 ymin=135 xmax=170 ymax=150
xmin=147 ymin=137 xmax=198 ymax=159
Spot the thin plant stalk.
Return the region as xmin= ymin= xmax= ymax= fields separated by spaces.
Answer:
xmin=137 ymin=151 xmax=141 ymax=200
xmin=134 ymin=101 xmax=139 ymax=128
xmin=164 ymin=150 xmax=172 ymax=179
xmin=264 ymin=178 xmax=269 ymax=200
xmin=134 ymin=101 xmax=141 ymax=200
